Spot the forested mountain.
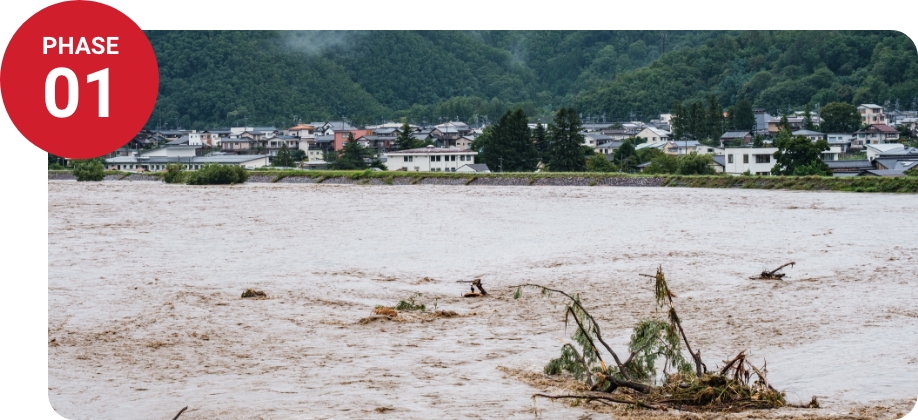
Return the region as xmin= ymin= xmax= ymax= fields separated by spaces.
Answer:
xmin=144 ymin=30 xmax=918 ymax=130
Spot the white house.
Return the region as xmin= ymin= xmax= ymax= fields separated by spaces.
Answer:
xmin=865 ymin=143 xmax=905 ymax=161
xmin=635 ymin=127 xmax=671 ymax=143
xmin=722 ymin=147 xmax=778 ymax=175
xmin=826 ymin=133 xmax=854 ymax=153
xmin=384 ymin=146 xmax=477 ymax=172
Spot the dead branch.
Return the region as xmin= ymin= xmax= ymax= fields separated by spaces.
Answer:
xmin=172 ymin=406 xmax=188 ymax=420
xmin=751 ymin=262 xmax=795 ymax=280
xmin=532 ymin=393 xmax=666 ymax=411
xmin=457 ymin=279 xmax=487 ymax=295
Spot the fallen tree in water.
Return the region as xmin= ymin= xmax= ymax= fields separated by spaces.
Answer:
xmin=510 ymin=266 xmax=788 ymax=412
xmin=750 ymin=262 xmax=795 ymax=280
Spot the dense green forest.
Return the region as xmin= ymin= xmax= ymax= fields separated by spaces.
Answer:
xmin=144 ymin=30 xmax=918 ymax=130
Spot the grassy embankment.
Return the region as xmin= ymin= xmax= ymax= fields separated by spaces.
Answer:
xmin=48 ymin=169 xmax=918 ymax=193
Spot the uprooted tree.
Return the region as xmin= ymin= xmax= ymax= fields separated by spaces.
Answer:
xmin=511 ymin=266 xmax=788 ymax=412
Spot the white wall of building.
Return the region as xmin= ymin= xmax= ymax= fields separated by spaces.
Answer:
xmin=722 ymin=147 xmax=778 ymax=175
xmin=385 ymin=150 xmax=477 ymax=172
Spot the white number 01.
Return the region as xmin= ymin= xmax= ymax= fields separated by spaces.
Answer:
xmin=44 ymin=67 xmax=109 ymax=118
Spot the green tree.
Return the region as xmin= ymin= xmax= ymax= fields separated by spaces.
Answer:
xmin=705 ymin=94 xmax=722 ymax=142
xmin=329 ymin=133 xmax=370 ymax=170
xmin=644 ymin=153 xmax=679 ymax=174
xmin=547 ymin=107 xmax=586 ymax=172
xmin=676 ymin=152 xmax=715 ymax=175
xmin=612 ymin=138 xmax=639 ymax=173
xmin=473 ymin=108 xmax=538 ymax=172
xmin=185 ymin=164 xmax=249 ymax=185
xmin=273 ymin=142 xmax=294 ymax=167
xmin=771 ymin=130 xmax=831 ymax=176
xmin=777 ymin=113 xmax=792 ymax=133
xmin=291 ymin=149 xmax=306 ymax=162
xmin=48 ymin=153 xmax=66 ymax=170
xmin=752 ymin=134 xmax=765 ymax=148
xmin=72 ymin=158 xmax=105 ymax=181
xmin=395 ymin=121 xmax=422 ymax=150
xmin=585 ymin=154 xmax=616 ymax=172
xmin=819 ymin=102 xmax=861 ymax=133
xmin=163 ymin=163 xmax=185 ymax=184
xmin=533 ymin=122 xmax=548 ymax=161
xmin=671 ymin=100 xmax=686 ymax=140
xmin=803 ymin=103 xmax=815 ymax=130
xmin=733 ymin=100 xmax=756 ymax=131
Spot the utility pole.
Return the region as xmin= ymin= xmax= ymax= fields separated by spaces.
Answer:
xmin=499 ymin=157 xmax=503 ymax=173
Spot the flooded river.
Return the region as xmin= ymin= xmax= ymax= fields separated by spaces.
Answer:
xmin=48 ymin=181 xmax=918 ymax=419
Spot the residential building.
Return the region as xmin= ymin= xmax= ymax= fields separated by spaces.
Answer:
xmin=596 ymin=141 xmax=623 ymax=155
xmin=722 ymin=147 xmax=778 ymax=175
xmin=333 ymin=130 xmax=372 ymax=151
xmin=826 ymin=160 xmax=874 ymax=177
xmin=766 ymin=117 xmax=803 ymax=134
xmin=634 ymin=127 xmax=671 ymax=143
xmin=599 ymin=129 xmax=632 ymax=140
xmin=384 ymin=146 xmax=477 ymax=172
xmin=826 ymin=133 xmax=854 ymax=153
xmin=857 ymin=104 xmax=886 ymax=125
xmin=720 ymin=131 xmax=752 ymax=147
xmin=854 ymin=124 xmax=899 ymax=145
xmin=583 ymin=132 xmax=612 ymax=148
xmin=791 ymin=130 xmax=825 ymax=141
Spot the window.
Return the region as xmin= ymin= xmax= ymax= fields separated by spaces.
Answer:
xmin=450 ymin=155 xmax=456 ymax=161
xmin=728 ymin=154 xmax=734 ymax=164
xmin=755 ymin=154 xmax=770 ymax=164
xmin=743 ymin=154 xmax=749 ymax=164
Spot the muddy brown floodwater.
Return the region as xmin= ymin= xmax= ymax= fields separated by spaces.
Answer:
xmin=48 ymin=181 xmax=918 ymax=420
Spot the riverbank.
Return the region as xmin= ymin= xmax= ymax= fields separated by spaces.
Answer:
xmin=48 ymin=169 xmax=918 ymax=193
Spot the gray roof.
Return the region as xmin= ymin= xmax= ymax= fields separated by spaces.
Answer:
xmin=388 ymin=147 xmax=477 ymax=154
xmin=875 ymin=159 xmax=918 ymax=170
xmin=670 ymin=140 xmax=700 ymax=147
xmin=166 ymin=135 xmax=189 ymax=145
xmin=792 ymin=130 xmax=825 ymax=136
xmin=314 ymin=135 xmax=335 ymax=143
xmin=597 ymin=141 xmax=623 ymax=149
xmin=711 ymin=155 xmax=726 ymax=167
xmin=721 ymin=131 xmax=751 ymax=139
xmin=107 ymin=155 xmax=268 ymax=164
xmin=826 ymin=160 xmax=873 ymax=170
xmin=584 ymin=133 xmax=612 ymax=141
xmin=374 ymin=128 xmax=399 ymax=134
xmin=860 ymin=169 xmax=905 ymax=177
xmin=252 ymin=126 xmax=279 ymax=132
xmin=460 ymin=164 xmax=490 ymax=172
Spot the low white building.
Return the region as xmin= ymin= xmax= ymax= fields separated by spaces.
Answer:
xmin=106 ymin=154 xmax=269 ymax=172
xmin=722 ymin=147 xmax=778 ymax=175
xmin=385 ymin=146 xmax=477 ymax=172
xmin=865 ymin=143 xmax=905 ymax=161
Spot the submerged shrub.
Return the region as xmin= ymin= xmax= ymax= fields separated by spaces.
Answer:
xmin=72 ymin=158 xmax=105 ymax=181
xmin=162 ymin=163 xmax=185 ymax=184
xmin=185 ymin=164 xmax=249 ymax=185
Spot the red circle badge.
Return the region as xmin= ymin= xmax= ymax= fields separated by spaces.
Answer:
xmin=1 ymin=1 xmax=159 ymax=159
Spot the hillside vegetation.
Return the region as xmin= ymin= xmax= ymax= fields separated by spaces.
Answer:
xmin=145 ymin=30 xmax=918 ymax=128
